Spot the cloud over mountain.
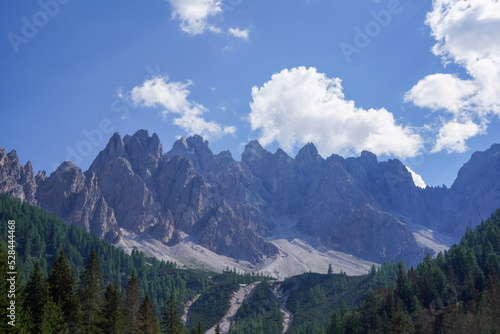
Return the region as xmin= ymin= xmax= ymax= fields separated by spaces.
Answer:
xmin=130 ymin=76 xmax=236 ymax=139
xmin=249 ymin=67 xmax=423 ymax=159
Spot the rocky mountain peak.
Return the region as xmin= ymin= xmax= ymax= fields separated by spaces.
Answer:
xmin=274 ymin=149 xmax=292 ymax=162
xmin=105 ymin=132 xmax=126 ymax=157
xmin=49 ymin=161 xmax=85 ymax=193
xmin=55 ymin=160 xmax=80 ymax=173
xmin=296 ymin=143 xmax=322 ymax=164
xmin=359 ymin=150 xmax=378 ymax=165
xmin=6 ymin=149 xmax=19 ymax=164
xmin=452 ymin=143 xmax=500 ymax=190
xmin=123 ymin=130 xmax=163 ymax=159
xmin=241 ymin=140 xmax=268 ymax=164
xmin=167 ymin=135 xmax=215 ymax=174
xmin=0 ymin=147 xmax=37 ymax=205
xmin=216 ymin=150 xmax=234 ymax=163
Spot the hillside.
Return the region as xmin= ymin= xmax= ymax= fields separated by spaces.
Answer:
xmin=0 ymin=195 xmax=395 ymax=333
xmin=327 ymin=209 xmax=500 ymax=333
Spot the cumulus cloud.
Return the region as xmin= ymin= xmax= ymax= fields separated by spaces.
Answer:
xmin=130 ymin=76 xmax=236 ymax=139
xmin=405 ymin=73 xmax=477 ymax=115
xmin=432 ymin=119 xmax=485 ymax=153
xmin=166 ymin=0 xmax=222 ymax=35
xmin=228 ymin=27 xmax=249 ymax=40
xmin=249 ymin=67 xmax=423 ymax=159
xmin=405 ymin=0 xmax=500 ymax=153
xmin=406 ymin=166 xmax=427 ymax=189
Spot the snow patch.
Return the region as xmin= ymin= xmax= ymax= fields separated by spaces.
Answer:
xmin=406 ymin=166 xmax=427 ymax=188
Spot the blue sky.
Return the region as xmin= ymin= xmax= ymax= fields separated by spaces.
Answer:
xmin=1 ymin=0 xmax=500 ymax=187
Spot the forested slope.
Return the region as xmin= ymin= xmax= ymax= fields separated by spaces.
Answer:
xmin=327 ymin=209 xmax=500 ymax=333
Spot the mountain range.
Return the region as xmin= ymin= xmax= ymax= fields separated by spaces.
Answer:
xmin=1 ymin=130 xmax=499 ymax=276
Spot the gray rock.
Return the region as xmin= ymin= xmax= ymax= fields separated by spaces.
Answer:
xmin=2 ymin=135 xmax=500 ymax=269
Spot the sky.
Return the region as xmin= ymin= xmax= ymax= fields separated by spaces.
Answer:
xmin=1 ymin=0 xmax=500 ymax=188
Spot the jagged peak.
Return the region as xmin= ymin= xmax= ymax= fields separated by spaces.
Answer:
xmin=246 ymin=140 xmax=264 ymax=150
xmin=55 ymin=161 xmax=81 ymax=174
xmin=217 ymin=150 xmax=234 ymax=161
xmin=23 ymin=161 xmax=33 ymax=173
xmin=105 ymin=132 xmax=125 ymax=156
xmin=170 ymin=137 xmax=188 ymax=151
xmin=296 ymin=143 xmax=322 ymax=163
xmin=241 ymin=140 xmax=268 ymax=163
xmin=36 ymin=170 xmax=47 ymax=180
xmin=132 ymin=129 xmax=150 ymax=141
xmin=6 ymin=149 xmax=19 ymax=162
xmin=186 ymin=135 xmax=212 ymax=154
xmin=168 ymin=135 xmax=213 ymax=159
xmin=273 ymin=149 xmax=293 ymax=164
xmin=274 ymin=148 xmax=289 ymax=158
xmin=359 ymin=150 xmax=378 ymax=165
xmin=123 ymin=129 xmax=163 ymax=158
xmin=242 ymin=140 xmax=267 ymax=156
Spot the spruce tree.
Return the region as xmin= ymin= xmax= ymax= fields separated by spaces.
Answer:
xmin=161 ymin=294 xmax=182 ymax=334
xmin=138 ymin=293 xmax=159 ymax=334
xmin=99 ymin=282 xmax=125 ymax=334
xmin=124 ymin=269 xmax=141 ymax=334
xmin=196 ymin=321 xmax=203 ymax=334
xmin=23 ymin=262 xmax=49 ymax=333
xmin=78 ymin=250 xmax=103 ymax=333
xmin=39 ymin=300 xmax=68 ymax=334
xmin=48 ymin=249 xmax=79 ymax=331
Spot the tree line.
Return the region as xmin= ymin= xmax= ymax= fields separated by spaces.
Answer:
xmin=327 ymin=209 xmax=500 ymax=333
xmin=0 ymin=246 xmax=216 ymax=333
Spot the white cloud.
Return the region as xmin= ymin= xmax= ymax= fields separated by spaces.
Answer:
xmin=130 ymin=76 xmax=236 ymax=139
xmin=249 ymin=67 xmax=423 ymax=158
xmin=432 ymin=119 xmax=484 ymax=153
xmin=404 ymin=74 xmax=477 ymax=115
xmin=406 ymin=0 xmax=500 ymax=153
xmin=406 ymin=166 xmax=427 ymax=189
xmin=228 ymin=27 xmax=249 ymax=40
xmin=166 ymin=0 xmax=222 ymax=35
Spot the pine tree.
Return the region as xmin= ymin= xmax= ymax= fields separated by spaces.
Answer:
xmin=328 ymin=263 xmax=333 ymax=275
xmin=161 ymin=294 xmax=182 ymax=334
xmin=99 ymin=282 xmax=125 ymax=334
xmin=48 ymin=249 xmax=79 ymax=331
xmin=138 ymin=293 xmax=159 ymax=334
xmin=78 ymin=250 xmax=103 ymax=333
xmin=215 ymin=323 xmax=222 ymax=334
xmin=124 ymin=269 xmax=141 ymax=334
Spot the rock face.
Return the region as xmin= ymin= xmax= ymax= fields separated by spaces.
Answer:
xmin=1 ymin=131 xmax=500 ymax=268
xmin=36 ymin=162 xmax=120 ymax=243
xmin=0 ymin=148 xmax=38 ymax=205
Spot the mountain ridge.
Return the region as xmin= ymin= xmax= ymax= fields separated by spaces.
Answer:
xmin=1 ymin=130 xmax=499 ymax=275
